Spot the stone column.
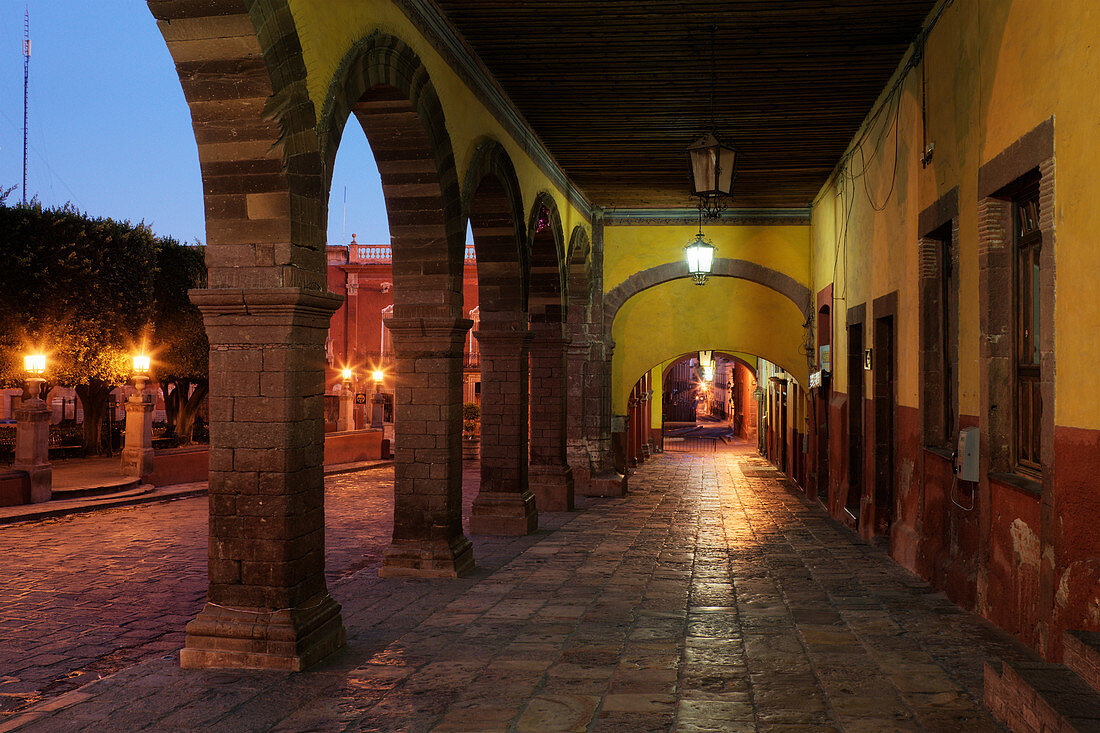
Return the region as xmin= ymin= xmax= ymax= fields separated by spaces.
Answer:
xmin=529 ymin=333 xmax=574 ymax=511
xmin=565 ymin=340 xmax=593 ymax=491
xmin=627 ymin=389 xmax=639 ymax=467
xmin=121 ymin=386 xmax=155 ymax=477
xmin=13 ymin=387 xmax=51 ymax=503
xmin=181 ymin=288 xmax=346 ymax=672
xmin=470 ymin=329 xmax=537 ymax=534
xmin=338 ymin=386 xmax=354 ymax=432
xmin=642 ymin=384 xmax=652 ymax=459
xmin=381 ymin=317 xmax=475 ymax=577
xmin=584 ymin=339 xmax=627 ymax=496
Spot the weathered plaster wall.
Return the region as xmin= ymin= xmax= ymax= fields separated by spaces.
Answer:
xmin=809 ymin=0 xmax=1100 ymax=659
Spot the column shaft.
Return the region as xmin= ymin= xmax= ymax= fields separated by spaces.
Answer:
xmin=529 ymin=333 xmax=574 ymax=511
xmin=470 ymin=329 xmax=537 ymax=535
xmin=381 ymin=317 xmax=475 ymax=576
xmin=181 ymin=287 xmax=346 ymax=672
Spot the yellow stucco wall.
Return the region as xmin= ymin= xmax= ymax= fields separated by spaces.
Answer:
xmin=286 ymin=0 xmax=589 ymax=250
xmin=603 ymin=224 xmax=810 ymax=295
xmin=811 ymin=0 xmax=1100 ymax=430
xmin=612 ymin=278 xmax=807 ymax=415
xmin=604 ymin=223 xmax=808 ymax=416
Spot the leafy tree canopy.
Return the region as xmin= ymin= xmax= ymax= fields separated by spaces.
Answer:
xmin=0 ymin=191 xmax=209 ymax=447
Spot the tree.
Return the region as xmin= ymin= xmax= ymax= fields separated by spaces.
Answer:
xmin=0 ymin=197 xmax=160 ymax=454
xmin=152 ymin=239 xmax=208 ymax=444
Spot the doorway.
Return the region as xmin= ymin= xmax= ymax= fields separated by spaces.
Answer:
xmin=846 ymin=322 xmax=864 ymax=520
xmin=873 ymin=314 xmax=896 ymax=536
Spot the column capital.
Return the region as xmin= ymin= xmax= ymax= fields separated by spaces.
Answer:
xmin=190 ymin=287 xmax=343 ymax=325
xmin=384 ymin=317 xmax=472 ymax=340
xmin=473 ymin=329 xmax=533 ymax=346
xmin=385 ymin=318 xmax=473 ymax=356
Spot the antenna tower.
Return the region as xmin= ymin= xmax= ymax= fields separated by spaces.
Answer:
xmin=23 ymin=7 xmax=30 ymax=204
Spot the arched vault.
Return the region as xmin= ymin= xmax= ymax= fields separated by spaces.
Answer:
xmin=611 ymin=277 xmax=808 ymax=414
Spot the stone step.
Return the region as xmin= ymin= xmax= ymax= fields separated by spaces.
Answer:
xmin=1065 ymin=631 xmax=1100 ymax=696
xmin=51 ymin=476 xmax=142 ymax=500
xmin=985 ymin=658 xmax=1100 ymax=733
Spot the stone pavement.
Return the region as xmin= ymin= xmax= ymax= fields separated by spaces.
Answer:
xmin=1 ymin=444 xmax=1035 ymax=731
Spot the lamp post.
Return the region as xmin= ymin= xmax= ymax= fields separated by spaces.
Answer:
xmin=370 ymin=369 xmax=385 ymax=429
xmin=14 ymin=354 xmax=52 ymax=502
xmin=121 ymin=354 xmax=155 ymax=478
xmin=338 ymin=368 xmax=355 ymax=432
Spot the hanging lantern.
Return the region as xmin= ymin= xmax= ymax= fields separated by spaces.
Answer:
xmin=688 ymin=132 xmax=737 ymax=200
xmin=684 ymin=232 xmax=716 ymax=285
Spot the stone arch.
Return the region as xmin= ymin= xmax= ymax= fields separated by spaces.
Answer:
xmin=462 ymin=137 xmax=528 ymax=321
xmin=461 ymin=138 xmax=537 ymax=535
xmin=318 ymin=32 xmax=466 ymax=320
xmin=150 ymin=0 xmax=346 ymax=671
xmin=565 ymin=226 xmax=593 ymax=329
xmin=526 ymin=192 xmax=573 ymax=510
xmin=659 ymin=351 xmax=758 ymax=382
xmin=527 ymin=192 xmax=567 ymax=328
xmin=603 ymin=259 xmax=813 ymax=336
xmin=316 ymin=33 xmax=474 ymax=576
xmin=563 ymin=226 xmax=596 ymax=488
xmin=151 ymin=0 xmax=326 ymax=290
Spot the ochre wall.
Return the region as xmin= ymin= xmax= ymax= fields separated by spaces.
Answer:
xmin=604 ymin=223 xmax=809 ymax=416
xmin=603 ymin=224 xmax=810 ymax=294
xmin=288 ymin=0 xmax=590 ymax=250
xmin=611 ymin=278 xmax=806 ymax=415
xmin=809 ymin=0 xmax=1100 ymax=659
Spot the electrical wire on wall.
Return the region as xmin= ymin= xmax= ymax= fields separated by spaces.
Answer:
xmin=811 ymin=0 xmax=956 ymax=378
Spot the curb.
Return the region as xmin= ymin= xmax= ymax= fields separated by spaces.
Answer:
xmin=0 ymin=460 xmax=394 ymax=526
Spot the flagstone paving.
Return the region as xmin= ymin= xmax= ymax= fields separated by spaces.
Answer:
xmin=2 ymin=444 xmax=1033 ymax=731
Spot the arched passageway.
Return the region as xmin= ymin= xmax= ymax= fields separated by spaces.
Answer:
xmin=463 ymin=139 xmax=537 ymax=535
xmin=527 ymin=194 xmax=574 ymax=511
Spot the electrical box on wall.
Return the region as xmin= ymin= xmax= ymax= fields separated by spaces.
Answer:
xmin=955 ymin=427 xmax=979 ymax=482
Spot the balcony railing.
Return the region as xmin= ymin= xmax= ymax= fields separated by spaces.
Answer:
xmin=349 ymin=243 xmax=477 ymax=264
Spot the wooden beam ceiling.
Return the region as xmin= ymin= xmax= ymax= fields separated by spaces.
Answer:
xmin=433 ymin=0 xmax=937 ymax=209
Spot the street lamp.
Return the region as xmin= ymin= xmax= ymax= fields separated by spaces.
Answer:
xmin=23 ymin=353 xmax=46 ymax=397
xmin=132 ymin=354 xmax=151 ymax=390
xmin=123 ymin=353 xmax=155 ymax=477
xmin=342 ymin=368 xmax=353 ymax=383
xmin=372 ymin=369 xmax=384 ymax=384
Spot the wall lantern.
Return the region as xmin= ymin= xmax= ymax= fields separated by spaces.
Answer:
xmin=684 ymin=230 xmax=716 ymax=285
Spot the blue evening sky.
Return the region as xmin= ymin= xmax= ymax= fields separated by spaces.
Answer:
xmin=0 ymin=2 xmax=389 ymax=246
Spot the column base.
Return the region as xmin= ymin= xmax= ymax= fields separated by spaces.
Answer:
xmin=469 ymin=490 xmax=538 ymax=535
xmin=13 ymin=463 xmax=51 ymax=503
xmin=529 ymin=464 xmax=574 ymax=512
xmin=120 ymin=447 xmax=154 ymax=478
xmin=578 ymin=471 xmax=628 ymax=498
xmin=180 ymin=593 xmax=345 ymax=671
xmin=380 ymin=533 xmax=475 ymax=577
